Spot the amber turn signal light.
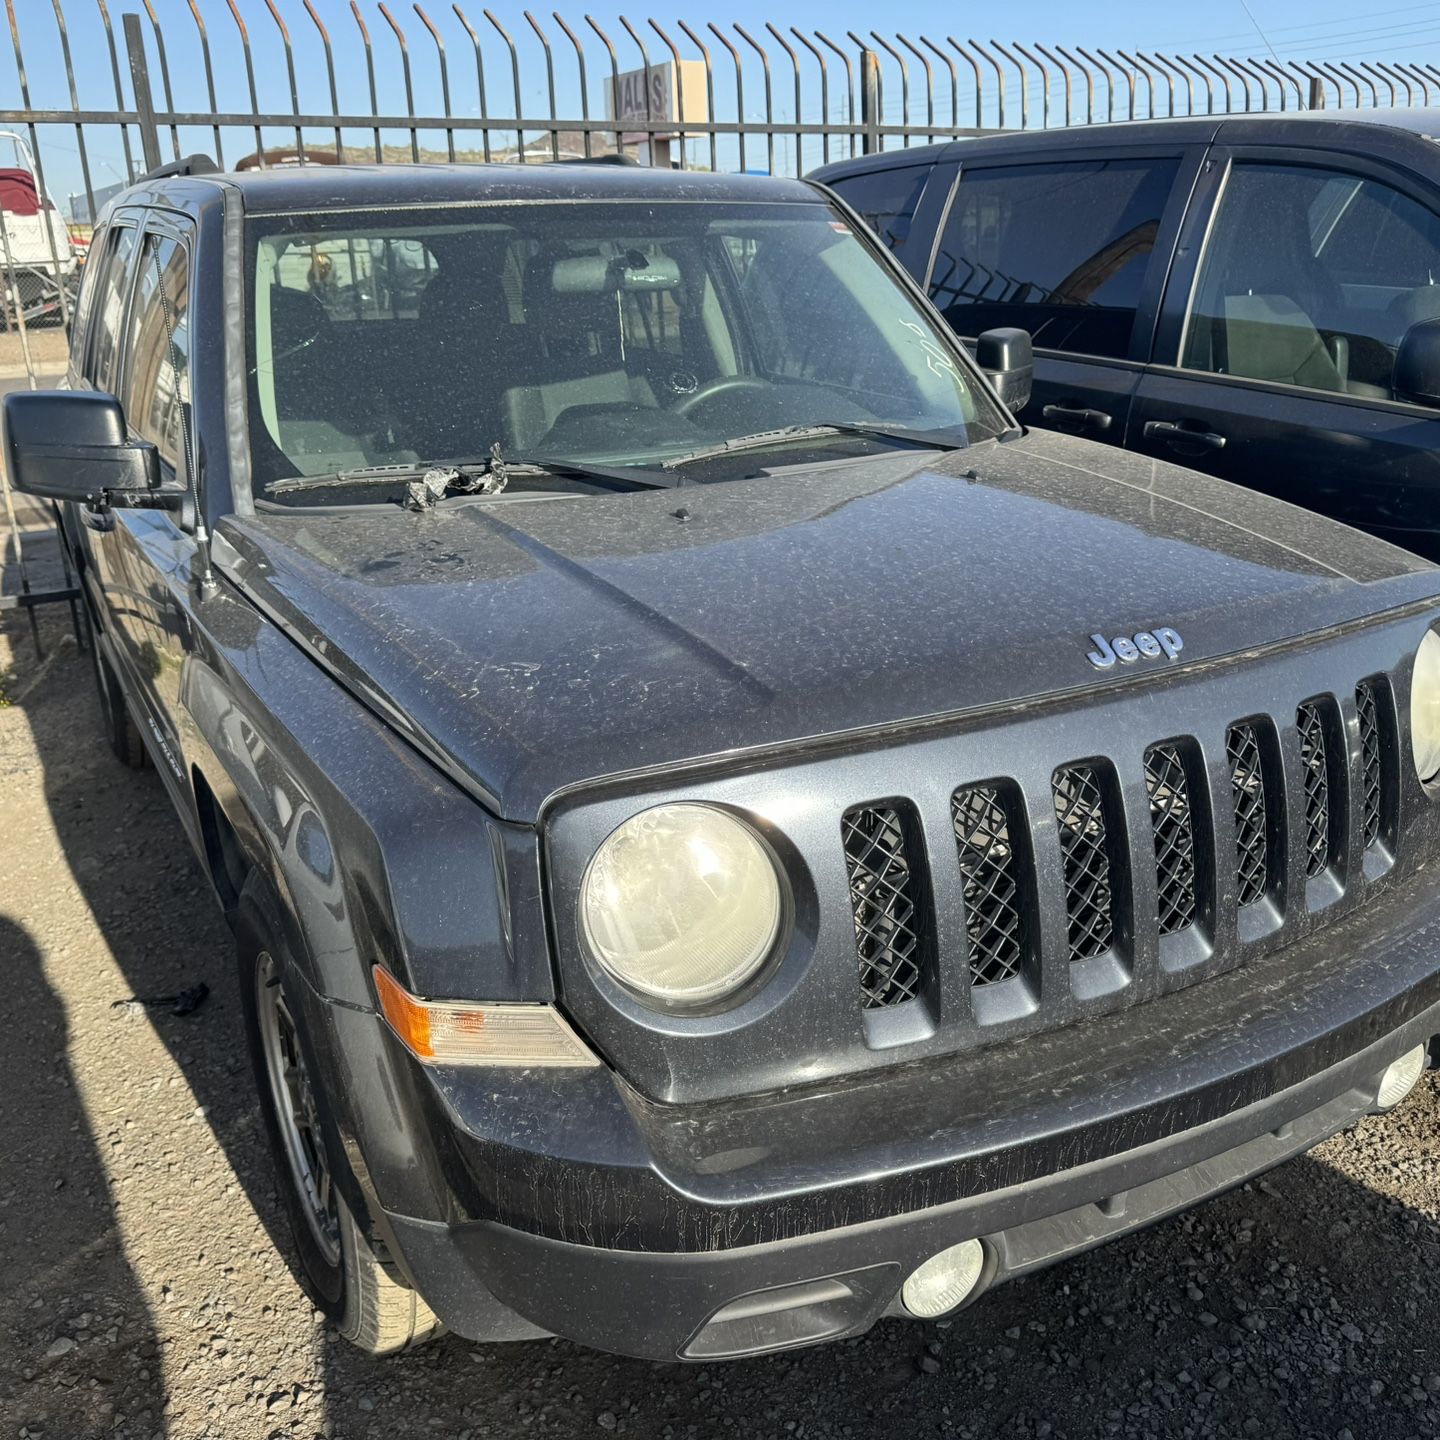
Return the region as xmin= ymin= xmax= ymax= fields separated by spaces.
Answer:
xmin=372 ymin=966 xmax=599 ymax=1068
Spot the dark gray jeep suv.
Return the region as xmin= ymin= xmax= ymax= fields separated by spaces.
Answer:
xmin=8 ymin=157 xmax=1440 ymax=1361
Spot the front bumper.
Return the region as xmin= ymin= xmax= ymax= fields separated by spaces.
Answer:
xmin=383 ymin=1027 xmax=1431 ymax=1360
xmin=308 ymin=860 xmax=1440 ymax=1361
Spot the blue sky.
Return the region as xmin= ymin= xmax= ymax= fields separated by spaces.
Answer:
xmin=7 ymin=0 xmax=1440 ymax=211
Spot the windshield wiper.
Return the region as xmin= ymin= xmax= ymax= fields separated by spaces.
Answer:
xmin=262 ymin=452 xmax=680 ymax=498
xmin=662 ymin=421 xmax=967 ymax=472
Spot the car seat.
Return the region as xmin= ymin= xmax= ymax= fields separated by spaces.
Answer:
xmin=500 ymin=250 xmax=662 ymax=452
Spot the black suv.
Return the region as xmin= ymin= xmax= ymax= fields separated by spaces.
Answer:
xmin=8 ymin=157 xmax=1440 ymax=1363
xmin=817 ymin=109 xmax=1440 ymax=562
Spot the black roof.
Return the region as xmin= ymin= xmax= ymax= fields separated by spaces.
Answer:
xmin=809 ymin=105 xmax=1440 ymax=182
xmin=109 ymin=160 xmax=819 ymax=220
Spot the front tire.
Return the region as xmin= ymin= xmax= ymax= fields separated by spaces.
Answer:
xmin=236 ymin=883 xmax=441 ymax=1355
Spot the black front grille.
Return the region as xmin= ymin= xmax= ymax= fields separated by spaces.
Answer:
xmin=839 ymin=669 xmax=1401 ymax=1019
xmin=1357 ymin=681 xmax=1384 ymax=851
xmin=1144 ymin=743 xmax=1198 ymax=936
xmin=842 ymin=805 xmax=926 ymax=1009
xmin=1227 ymin=722 xmax=1270 ymax=907
xmin=952 ymin=784 xmax=1028 ymax=987
xmin=1052 ymin=765 xmax=1115 ymax=961
xmin=1297 ymin=701 xmax=1332 ymax=878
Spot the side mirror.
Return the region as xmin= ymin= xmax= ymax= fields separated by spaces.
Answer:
xmin=975 ymin=326 xmax=1033 ymax=415
xmin=3 ymin=390 xmax=162 ymax=506
xmin=1395 ymin=318 xmax=1440 ymax=408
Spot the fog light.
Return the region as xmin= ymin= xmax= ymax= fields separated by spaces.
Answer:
xmin=902 ymin=1239 xmax=985 ymax=1319
xmin=1377 ymin=1044 xmax=1428 ymax=1109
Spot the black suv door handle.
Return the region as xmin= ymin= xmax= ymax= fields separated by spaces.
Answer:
xmin=1144 ymin=419 xmax=1227 ymax=452
xmin=1042 ymin=404 xmax=1112 ymax=433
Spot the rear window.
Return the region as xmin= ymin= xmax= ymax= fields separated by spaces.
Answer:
xmin=927 ymin=158 xmax=1179 ymax=359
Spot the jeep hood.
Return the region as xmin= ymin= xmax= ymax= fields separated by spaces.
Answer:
xmin=220 ymin=429 xmax=1440 ymax=821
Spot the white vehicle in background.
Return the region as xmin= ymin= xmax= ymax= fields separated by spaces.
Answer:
xmin=0 ymin=130 xmax=78 ymax=329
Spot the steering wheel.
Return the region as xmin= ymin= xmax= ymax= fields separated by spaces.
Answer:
xmin=672 ymin=374 xmax=772 ymax=420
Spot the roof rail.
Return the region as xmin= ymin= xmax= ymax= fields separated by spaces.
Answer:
xmin=139 ymin=154 xmax=220 ymax=183
xmin=553 ymin=154 xmax=640 ymax=166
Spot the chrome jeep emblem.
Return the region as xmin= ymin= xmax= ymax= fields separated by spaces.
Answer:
xmin=1087 ymin=627 xmax=1183 ymax=669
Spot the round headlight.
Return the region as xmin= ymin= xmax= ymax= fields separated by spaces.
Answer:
xmin=1412 ymin=630 xmax=1440 ymax=783
xmin=580 ymin=804 xmax=784 ymax=1006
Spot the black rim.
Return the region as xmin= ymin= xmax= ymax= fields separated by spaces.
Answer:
xmin=256 ymin=951 xmax=342 ymax=1267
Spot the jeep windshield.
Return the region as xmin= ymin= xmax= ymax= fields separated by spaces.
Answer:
xmin=244 ymin=198 xmax=1008 ymax=504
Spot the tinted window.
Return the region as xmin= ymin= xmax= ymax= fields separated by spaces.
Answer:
xmin=67 ymin=222 xmax=107 ymax=367
xmin=85 ymin=223 xmax=138 ymax=389
xmin=827 ymin=163 xmax=934 ymax=253
xmin=927 ymin=158 xmax=1179 ymax=358
xmin=123 ymin=231 xmax=191 ymax=471
xmin=1183 ymin=162 xmax=1440 ymax=398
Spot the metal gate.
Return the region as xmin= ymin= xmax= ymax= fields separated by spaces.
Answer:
xmin=1 ymin=1 xmax=1438 ymax=643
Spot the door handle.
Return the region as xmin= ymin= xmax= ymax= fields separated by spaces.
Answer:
xmin=1042 ymin=404 xmax=1112 ymax=433
xmin=1144 ymin=419 xmax=1227 ymax=452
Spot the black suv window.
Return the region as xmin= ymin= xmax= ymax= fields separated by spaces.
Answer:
xmin=84 ymin=222 xmax=138 ymax=389
xmin=67 ymin=221 xmax=107 ymax=365
xmin=826 ymin=163 xmax=934 ymax=253
xmin=123 ymin=231 xmax=191 ymax=472
xmin=927 ymin=158 xmax=1180 ymax=359
xmin=1182 ymin=161 xmax=1440 ymax=399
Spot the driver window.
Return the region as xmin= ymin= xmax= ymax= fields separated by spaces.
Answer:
xmin=1182 ymin=162 xmax=1440 ymax=400
xmin=123 ymin=231 xmax=191 ymax=474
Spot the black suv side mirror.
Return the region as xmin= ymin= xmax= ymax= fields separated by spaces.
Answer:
xmin=975 ymin=327 xmax=1033 ymax=415
xmin=1395 ymin=319 xmax=1440 ymax=408
xmin=3 ymin=390 xmax=162 ymax=506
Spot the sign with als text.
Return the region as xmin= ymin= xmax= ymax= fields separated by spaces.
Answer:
xmin=605 ymin=60 xmax=709 ymax=147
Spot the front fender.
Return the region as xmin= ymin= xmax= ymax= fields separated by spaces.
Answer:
xmin=173 ymin=575 xmax=552 ymax=1011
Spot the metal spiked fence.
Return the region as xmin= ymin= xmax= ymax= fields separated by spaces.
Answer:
xmin=2 ymin=2 xmax=1440 ymax=644
xmin=4 ymin=5 xmax=1440 ymax=238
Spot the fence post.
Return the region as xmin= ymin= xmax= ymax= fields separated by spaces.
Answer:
xmin=1308 ymin=75 xmax=1325 ymax=109
xmin=860 ymin=48 xmax=881 ymax=153
xmin=123 ymin=13 xmax=162 ymax=174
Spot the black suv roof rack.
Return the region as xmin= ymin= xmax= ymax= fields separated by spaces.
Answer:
xmin=553 ymin=154 xmax=639 ymax=166
xmin=139 ymin=153 xmax=220 ymax=183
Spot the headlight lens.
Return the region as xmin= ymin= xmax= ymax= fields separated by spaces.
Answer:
xmin=580 ymin=804 xmax=783 ymax=1006
xmin=1412 ymin=630 xmax=1440 ymax=783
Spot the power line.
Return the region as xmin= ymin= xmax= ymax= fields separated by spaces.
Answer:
xmin=1258 ymin=17 xmax=1440 ymax=55
xmin=1151 ymin=0 xmax=1440 ymax=50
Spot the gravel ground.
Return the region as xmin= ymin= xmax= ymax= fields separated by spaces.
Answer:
xmin=2 ymin=596 xmax=1440 ymax=1440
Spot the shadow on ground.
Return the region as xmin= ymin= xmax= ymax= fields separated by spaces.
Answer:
xmin=0 ymin=914 xmax=169 ymax=1438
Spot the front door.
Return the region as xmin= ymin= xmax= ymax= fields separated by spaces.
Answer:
xmin=921 ymin=146 xmax=1203 ymax=446
xmin=1131 ymin=148 xmax=1440 ymax=560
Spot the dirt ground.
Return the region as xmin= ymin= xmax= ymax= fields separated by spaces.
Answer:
xmin=2 ymin=585 xmax=1440 ymax=1440
xmin=0 ymin=328 xmax=69 ymax=375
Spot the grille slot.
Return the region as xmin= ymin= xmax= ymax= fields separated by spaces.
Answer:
xmin=952 ymin=784 xmax=1028 ymax=987
xmin=1297 ymin=701 xmax=1333 ymax=878
xmin=1356 ymin=681 xmax=1385 ymax=851
xmin=1227 ymin=723 xmax=1270 ymax=907
xmin=1052 ymin=765 xmax=1116 ymax=961
xmin=1144 ymin=743 xmax=1198 ymax=936
xmin=842 ymin=804 xmax=927 ymax=1009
